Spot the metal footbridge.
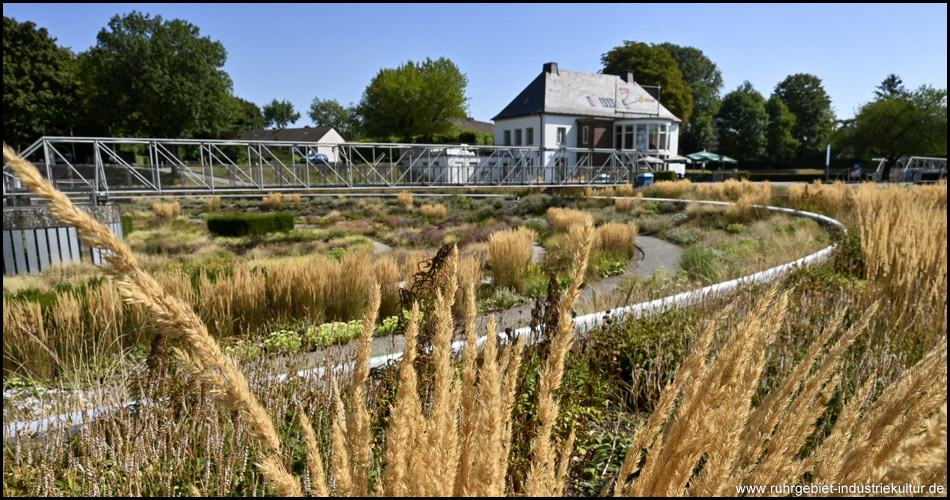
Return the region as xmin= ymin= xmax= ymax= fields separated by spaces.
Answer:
xmin=4 ymin=136 xmax=663 ymax=201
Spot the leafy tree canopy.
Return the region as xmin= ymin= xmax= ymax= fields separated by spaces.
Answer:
xmin=874 ymin=73 xmax=907 ymax=100
xmin=835 ymin=84 xmax=947 ymax=163
xmin=82 ymin=11 xmax=236 ymax=138
xmin=715 ymin=81 xmax=767 ymax=163
xmin=262 ymin=98 xmax=300 ymax=129
xmin=230 ymin=97 xmax=264 ymax=135
xmin=765 ymin=95 xmax=799 ymax=167
xmin=308 ymin=97 xmax=360 ymax=139
xmin=601 ymin=41 xmax=694 ymax=124
xmin=3 ymin=16 xmax=80 ymax=150
xmin=657 ymin=43 xmax=722 ymax=152
xmin=773 ymin=73 xmax=834 ymax=157
xmin=357 ymin=57 xmax=468 ymax=143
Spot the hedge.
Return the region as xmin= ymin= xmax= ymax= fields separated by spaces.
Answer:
xmin=121 ymin=214 xmax=134 ymax=236
xmin=207 ymin=213 xmax=295 ymax=237
xmin=654 ymin=170 xmax=677 ymax=182
xmin=747 ymin=173 xmax=825 ymax=183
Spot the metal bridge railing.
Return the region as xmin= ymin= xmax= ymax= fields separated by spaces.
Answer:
xmin=3 ymin=137 xmax=674 ymax=200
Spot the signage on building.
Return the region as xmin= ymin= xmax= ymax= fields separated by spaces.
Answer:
xmin=616 ymin=83 xmax=659 ymax=115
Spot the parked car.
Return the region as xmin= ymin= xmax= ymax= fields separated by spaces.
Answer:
xmin=303 ymin=152 xmax=329 ymax=165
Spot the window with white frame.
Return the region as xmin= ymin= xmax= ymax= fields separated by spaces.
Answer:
xmin=503 ymin=130 xmax=511 ymax=146
xmin=515 ymin=129 xmax=522 ymax=146
xmin=526 ymin=127 xmax=534 ymax=146
xmin=635 ymin=124 xmax=647 ymax=150
xmin=557 ymin=127 xmax=567 ymax=146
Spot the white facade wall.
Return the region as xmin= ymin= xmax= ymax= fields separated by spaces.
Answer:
xmin=494 ymin=116 xmax=544 ymax=148
xmin=491 ymin=116 xmax=545 ymax=183
xmin=541 ymin=115 xmax=578 ymax=169
xmin=409 ymin=149 xmax=479 ymax=184
xmin=495 ymin=115 xmax=680 ymax=181
xmin=315 ymin=129 xmax=346 ymax=163
xmin=669 ymin=123 xmax=679 ymax=157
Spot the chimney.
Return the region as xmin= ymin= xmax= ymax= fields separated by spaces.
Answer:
xmin=621 ymin=70 xmax=635 ymax=83
xmin=543 ymin=62 xmax=559 ymax=75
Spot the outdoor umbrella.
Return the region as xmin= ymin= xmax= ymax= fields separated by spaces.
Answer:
xmin=686 ymin=150 xmax=737 ymax=171
xmin=664 ymin=154 xmax=693 ymax=164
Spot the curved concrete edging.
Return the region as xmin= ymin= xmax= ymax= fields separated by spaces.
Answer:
xmin=3 ymin=198 xmax=845 ymax=441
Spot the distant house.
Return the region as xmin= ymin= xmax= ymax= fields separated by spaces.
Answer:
xmin=452 ymin=117 xmax=495 ymax=137
xmin=240 ymin=126 xmax=346 ymax=163
xmin=492 ymin=62 xmax=684 ymax=180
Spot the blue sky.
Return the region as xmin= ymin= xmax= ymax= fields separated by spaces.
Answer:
xmin=5 ymin=3 xmax=947 ymax=128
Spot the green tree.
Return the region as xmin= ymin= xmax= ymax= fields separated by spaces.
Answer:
xmin=308 ymin=97 xmax=359 ymax=139
xmin=82 ymin=11 xmax=235 ymax=138
xmin=874 ymin=73 xmax=906 ymax=99
xmin=262 ymin=98 xmax=299 ymax=129
xmin=773 ymin=73 xmax=834 ymax=158
xmin=765 ymin=95 xmax=799 ymax=167
xmin=601 ymin=41 xmax=694 ymax=124
xmin=835 ymin=85 xmax=947 ymax=178
xmin=357 ymin=57 xmax=468 ymax=142
xmin=658 ymin=43 xmax=722 ymax=152
xmin=3 ymin=16 xmax=81 ymax=150
xmin=715 ymin=82 xmax=767 ymax=163
xmin=231 ymin=97 xmax=265 ymax=134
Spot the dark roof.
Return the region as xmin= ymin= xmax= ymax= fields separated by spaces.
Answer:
xmin=492 ymin=72 xmax=546 ymax=121
xmin=493 ymin=66 xmax=681 ymax=122
xmin=452 ymin=117 xmax=495 ymax=135
xmin=239 ymin=126 xmax=340 ymax=142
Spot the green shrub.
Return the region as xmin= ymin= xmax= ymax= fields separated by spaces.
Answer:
xmin=680 ymin=247 xmax=719 ymax=284
xmin=206 ymin=213 xmax=294 ymax=237
xmin=654 ymin=170 xmax=677 ymax=182
xmin=596 ymin=250 xmax=629 ymax=278
xmin=726 ymin=223 xmax=746 ymax=234
xmin=121 ymin=214 xmax=134 ymax=236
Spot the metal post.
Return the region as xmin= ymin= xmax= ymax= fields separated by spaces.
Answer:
xmin=825 ymin=144 xmax=831 ymax=182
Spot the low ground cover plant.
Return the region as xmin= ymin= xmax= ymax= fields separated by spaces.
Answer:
xmin=206 ymin=213 xmax=294 ymax=237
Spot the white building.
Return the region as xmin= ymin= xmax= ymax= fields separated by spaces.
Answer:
xmin=492 ymin=63 xmax=684 ymax=181
xmin=405 ymin=147 xmax=479 ymax=184
xmin=240 ymin=126 xmax=347 ymax=163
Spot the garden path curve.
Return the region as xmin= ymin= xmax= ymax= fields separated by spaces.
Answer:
xmin=347 ymin=235 xmax=681 ymax=364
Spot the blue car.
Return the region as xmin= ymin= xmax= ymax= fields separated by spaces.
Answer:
xmin=303 ymin=152 xmax=329 ymax=165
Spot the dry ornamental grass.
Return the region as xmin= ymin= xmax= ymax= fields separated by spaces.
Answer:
xmin=420 ymin=203 xmax=447 ymax=220
xmin=547 ymin=207 xmax=593 ymax=232
xmin=397 ymin=192 xmax=414 ymax=210
xmin=595 ymin=221 xmax=639 ymax=259
xmin=488 ymin=226 xmax=536 ymax=293
xmin=151 ymin=201 xmax=180 ymax=222
xmin=204 ymin=196 xmax=221 ymax=212
xmin=2 ymin=144 xmax=946 ymax=497
xmin=644 ymin=179 xmax=692 ymax=199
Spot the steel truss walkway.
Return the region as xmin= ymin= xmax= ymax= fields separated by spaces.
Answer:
xmin=3 ymin=137 xmax=661 ymax=201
